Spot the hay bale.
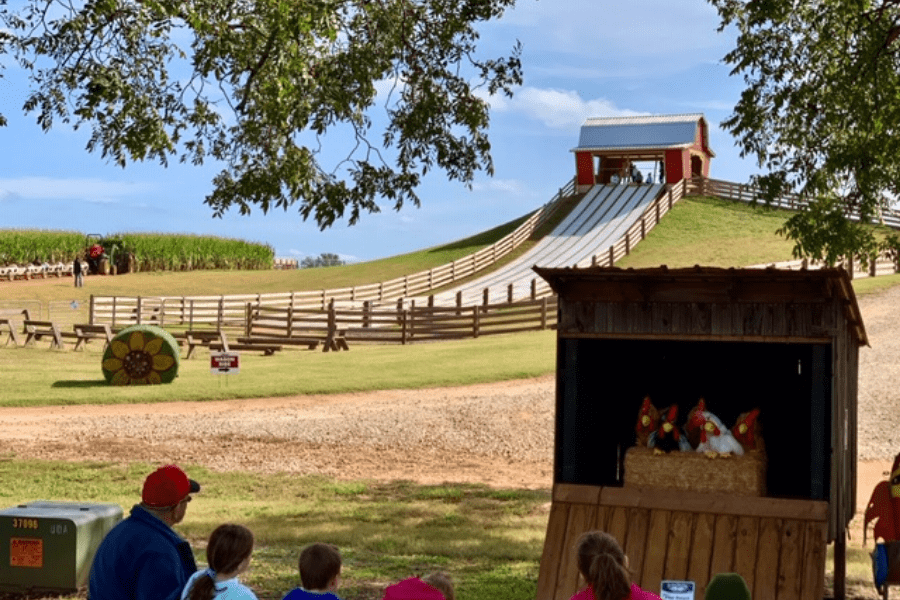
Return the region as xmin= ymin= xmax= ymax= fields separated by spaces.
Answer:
xmin=624 ymin=446 xmax=767 ymax=496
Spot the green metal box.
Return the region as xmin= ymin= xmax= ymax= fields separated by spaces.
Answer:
xmin=0 ymin=500 xmax=123 ymax=593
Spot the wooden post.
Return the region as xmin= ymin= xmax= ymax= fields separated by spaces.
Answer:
xmin=834 ymin=529 xmax=846 ymax=600
xmin=363 ymin=301 xmax=371 ymax=328
xmin=324 ymin=299 xmax=337 ymax=352
xmin=188 ymin=300 xmax=194 ymax=330
xmin=428 ymin=295 xmax=434 ymax=308
xmin=483 ymin=288 xmax=489 ymax=306
xmin=640 ymin=217 xmax=646 ymax=240
xmin=408 ymin=302 xmax=415 ymax=341
xmin=609 ymin=245 xmax=614 ymax=266
xmin=245 ymin=303 xmax=252 ymax=337
xmin=89 ymin=295 xmax=96 ymax=325
xmin=625 ymin=232 xmax=630 ymax=255
xmin=456 ymin=291 xmax=463 ymax=316
xmin=287 ymin=304 xmax=294 ymax=337
xmin=668 ymin=187 xmax=674 ymax=210
xmin=531 ymin=279 xmax=537 ymax=301
xmin=401 ymin=310 xmax=408 ymax=345
xmin=136 ymin=296 xmax=143 ymax=325
xmin=473 ymin=305 xmax=480 ymax=338
xmin=540 ymin=297 xmax=548 ymax=330
xmin=508 ymin=283 xmax=514 ymax=303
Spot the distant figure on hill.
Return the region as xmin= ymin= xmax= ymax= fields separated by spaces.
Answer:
xmin=73 ymin=256 xmax=83 ymax=288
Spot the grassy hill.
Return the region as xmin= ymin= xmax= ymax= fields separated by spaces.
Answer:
xmin=3 ymin=194 xmax=898 ymax=306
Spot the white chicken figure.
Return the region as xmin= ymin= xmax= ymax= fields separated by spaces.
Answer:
xmin=694 ymin=409 xmax=744 ymax=458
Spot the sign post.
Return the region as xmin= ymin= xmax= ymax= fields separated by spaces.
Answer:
xmin=210 ymin=352 xmax=240 ymax=375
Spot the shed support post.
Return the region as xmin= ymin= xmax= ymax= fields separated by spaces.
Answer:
xmin=834 ymin=530 xmax=846 ymax=600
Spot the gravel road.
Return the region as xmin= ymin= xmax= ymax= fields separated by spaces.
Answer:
xmin=0 ymin=283 xmax=897 ymax=492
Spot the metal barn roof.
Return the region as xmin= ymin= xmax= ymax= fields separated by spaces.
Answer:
xmin=573 ymin=113 xmax=712 ymax=154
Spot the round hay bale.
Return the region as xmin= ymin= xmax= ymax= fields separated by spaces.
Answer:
xmin=102 ymin=325 xmax=180 ymax=385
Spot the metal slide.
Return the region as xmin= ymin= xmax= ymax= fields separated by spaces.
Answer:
xmin=426 ymin=183 xmax=665 ymax=306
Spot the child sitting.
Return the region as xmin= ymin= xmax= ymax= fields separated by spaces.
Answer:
xmin=570 ymin=531 xmax=662 ymax=600
xmin=382 ymin=572 xmax=454 ymax=600
xmin=182 ymin=524 xmax=257 ymax=600
xmin=282 ymin=543 xmax=343 ymax=600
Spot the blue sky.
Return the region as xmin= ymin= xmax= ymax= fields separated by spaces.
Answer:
xmin=0 ymin=0 xmax=756 ymax=263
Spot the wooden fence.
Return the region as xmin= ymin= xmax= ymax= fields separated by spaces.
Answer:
xmin=246 ymin=297 xmax=558 ymax=345
xmin=693 ymin=176 xmax=900 ymax=229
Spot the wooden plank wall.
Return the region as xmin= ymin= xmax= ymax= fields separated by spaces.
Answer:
xmin=536 ymin=484 xmax=828 ymax=600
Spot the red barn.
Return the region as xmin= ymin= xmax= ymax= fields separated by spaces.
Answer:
xmin=572 ymin=114 xmax=714 ymax=192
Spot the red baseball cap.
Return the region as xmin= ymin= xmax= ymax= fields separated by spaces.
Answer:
xmin=142 ymin=465 xmax=201 ymax=508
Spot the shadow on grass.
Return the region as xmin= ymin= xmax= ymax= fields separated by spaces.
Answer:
xmin=51 ymin=380 xmax=108 ymax=388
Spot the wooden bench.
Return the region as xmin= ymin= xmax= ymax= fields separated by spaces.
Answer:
xmin=208 ymin=330 xmax=281 ymax=356
xmin=0 ymin=309 xmax=32 ymax=347
xmin=22 ymin=320 xmax=65 ymax=350
xmin=237 ymin=335 xmax=322 ymax=351
xmin=72 ymin=323 xmax=114 ymax=351
xmin=184 ymin=330 xmax=224 ymax=359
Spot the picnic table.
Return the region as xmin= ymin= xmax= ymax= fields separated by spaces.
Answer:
xmin=22 ymin=320 xmax=65 ymax=350
xmin=72 ymin=323 xmax=114 ymax=351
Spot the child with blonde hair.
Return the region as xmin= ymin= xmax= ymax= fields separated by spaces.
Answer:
xmin=570 ymin=531 xmax=661 ymax=600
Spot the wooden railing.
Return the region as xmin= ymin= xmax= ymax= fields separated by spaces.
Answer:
xmin=691 ymin=177 xmax=900 ymax=229
xmin=246 ymin=297 xmax=558 ymax=345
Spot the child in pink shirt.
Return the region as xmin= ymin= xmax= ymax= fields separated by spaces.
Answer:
xmin=568 ymin=531 xmax=662 ymax=600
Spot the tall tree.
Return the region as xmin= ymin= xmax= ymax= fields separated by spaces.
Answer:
xmin=0 ymin=0 xmax=522 ymax=229
xmin=711 ymin=0 xmax=900 ymax=265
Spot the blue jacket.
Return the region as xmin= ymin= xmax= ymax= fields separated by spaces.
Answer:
xmin=89 ymin=504 xmax=197 ymax=600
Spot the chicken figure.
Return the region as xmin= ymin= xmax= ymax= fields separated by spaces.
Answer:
xmin=649 ymin=404 xmax=689 ymax=454
xmin=684 ymin=398 xmax=709 ymax=450
xmin=635 ymin=396 xmax=659 ymax=448
xmin=694 ymin=409 xmax=744 ymax=458
xmin=865 ymin=452 xmax=900 ymax=545
xmin=732 ymin=408 xmax=764 ymax=452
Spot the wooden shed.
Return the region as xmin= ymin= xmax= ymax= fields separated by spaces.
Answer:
xmin=532 ymin=265 xmax=867 ymax=600
xmin=572 ymin=114 xmax=714 ymax=193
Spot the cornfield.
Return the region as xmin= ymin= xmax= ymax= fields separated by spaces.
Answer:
xmin=0 ymin=230 xmax=85 ymax=265
xmin=0 ymin=230 xmax=274 ymax=271
xmin=116 ymin=233 xmax=274 ymax=271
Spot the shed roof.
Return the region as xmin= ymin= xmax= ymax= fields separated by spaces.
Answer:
xmin=534 ymin=265 xmax=867 ymax=346
xmin=572 ymin=113 xmax=714 ymax=155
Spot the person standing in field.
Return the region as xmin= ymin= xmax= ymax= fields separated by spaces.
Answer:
xmin=88 ymin=464 xmax=201 ymax=600
xmin=73 ymin=255 xmax=83 ymax=288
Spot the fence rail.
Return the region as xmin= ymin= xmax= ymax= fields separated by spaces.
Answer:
xmin=692 ymin=177 xmax=900 ymax=229
xmin=245 ymin=297 xmax=558 ymax=345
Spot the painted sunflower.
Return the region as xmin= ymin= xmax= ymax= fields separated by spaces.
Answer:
xmin=102 ymin=325 xmax=180 ymax=385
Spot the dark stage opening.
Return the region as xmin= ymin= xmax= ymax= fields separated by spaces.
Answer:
xmin=556 ymin=338 xmax=832 ymax=500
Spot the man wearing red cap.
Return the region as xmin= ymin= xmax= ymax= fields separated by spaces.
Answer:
xmin=88 ymin=464 xmax=201 ymax=600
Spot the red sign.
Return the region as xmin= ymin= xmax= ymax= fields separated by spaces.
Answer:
xmin=10 ymin=538 xmax=43 ymax=568
xmin=210 ymin=353 xmax=240 ymax=374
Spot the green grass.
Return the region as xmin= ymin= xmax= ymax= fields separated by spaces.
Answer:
xmin=0 ymin=460 xmax=550 ymax=600
xmin=617 ymin=196 xmax=799 ymax=269
xmin=0 ymin=330 xmax=555 ymax=407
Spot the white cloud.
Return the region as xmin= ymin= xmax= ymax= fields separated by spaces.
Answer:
xmin=0 ymin=177 xmax=155 ymax=203
xmin=485 ymin=86 xmax=643 ymax=129
xmin=472 ymin=179 xmax=530 ymax=195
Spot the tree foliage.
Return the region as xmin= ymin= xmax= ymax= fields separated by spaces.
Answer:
xmin=711 ymin=0 xmax=900 ymax=265
xmin=0 ymin=0 xmax=522 ymax=229
xmin=301 ymin=252 xmax=344 ymax=267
